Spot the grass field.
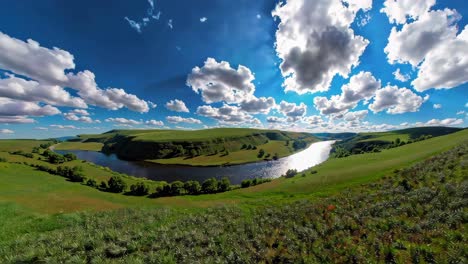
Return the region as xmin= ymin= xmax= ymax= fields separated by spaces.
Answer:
xmin=359 ymin=132 xmax=410 ymax=142
xmin=0 ymin=129 xmax=466 ymax=212
xmin=0 ymin=129 xmax=466 ymax=262
xmin=54 ymin=142 xmax=103 ymax=151
xmin=0 ymin=139 xmax=50 ymax=152
xmin=150 ymin=140 xmax=297 ymax=166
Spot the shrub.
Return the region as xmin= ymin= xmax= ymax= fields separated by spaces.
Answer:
xmin=285 ymin=169 xmax=298 ymax=178
xmin=99 ymin=181 xmax=108 ymax=190
xmin=130 ymin=182 xmax=149 ymax=196
xmin=292 ymin=140 xmax=307 ymax=150
xmin=107 ymin=177 xmax=127 ymax=193
xmin=0 ymin=157 xmax=7 ymax=162
xmin=170 ymin=181 xmax=185 ymax=195
xmin=63 ymin=153 xmax=77 ymax=161
xmin=184 ymin=181 xmax=201 ymax=195
xmin=273 ymin=153 xmax=279 ymax=160
xmin=241 ymin=179 xmax=252 ymax=188
xmin=218 ymin=177 xmax=231 ymax=192
xmin=86 ymin=179 xmax=97 ymax=187
xmin=257 ymin=149 xmax=265 ymax=158
xmin=202 ymin=178 xmax=218 ymax=194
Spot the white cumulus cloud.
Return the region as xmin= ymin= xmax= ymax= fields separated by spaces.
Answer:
xmin=166 ymin=116 xmax=202 ymax=124
xmin=187 ymin=58 xmax=255 ymax=104
xmin=272 ymin=0 xmax=371 ymax=94
xmin=369 ymin=85 xmax=427 ymax=114
xmin=165 ymin=99 xmax=189 ymax=113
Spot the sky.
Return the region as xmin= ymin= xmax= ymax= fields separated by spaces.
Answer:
xmin=0 ymin=0 xmax=467 ymax=138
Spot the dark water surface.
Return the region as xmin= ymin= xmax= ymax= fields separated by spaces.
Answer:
xmin=56 ymin=141 xmax=335 ymax=185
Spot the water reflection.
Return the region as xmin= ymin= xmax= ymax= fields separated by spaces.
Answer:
xmin=56 ymin=140 xmax=335 ymax=185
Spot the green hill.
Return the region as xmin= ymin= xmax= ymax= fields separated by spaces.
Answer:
xmin=332 ymin=126 xmax=464 ymax=156
xmin=0 ymin=129 xmax=467 ymax=262
xmin=57 ymin=128 xmax=318 ymax=166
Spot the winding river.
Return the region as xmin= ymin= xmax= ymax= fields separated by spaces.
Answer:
xmin=56 ymin=140 xmax=335 ymax=185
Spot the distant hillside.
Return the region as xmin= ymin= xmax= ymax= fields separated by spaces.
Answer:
xmin=332 ymin=126 xmax=464 ymax=156
xmin=73 ymin=128 xmax=318 ymax=161
xmin=313 ymin=132 xmax=356 ymax=140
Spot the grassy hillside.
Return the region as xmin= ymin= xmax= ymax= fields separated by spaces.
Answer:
xmin=332 ymin=126 xmax=464 ymax=156
xmin=0 ymin=130 xmax=466 ymax=262
xmin=57 ymin=128 xmax=318 ymax=166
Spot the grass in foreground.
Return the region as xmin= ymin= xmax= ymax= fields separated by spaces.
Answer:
xmin=1 ymin=140 xmax=466 ymax=263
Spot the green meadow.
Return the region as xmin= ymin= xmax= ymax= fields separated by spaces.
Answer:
xmin=0 ymin=128 xmax=466 ymax=262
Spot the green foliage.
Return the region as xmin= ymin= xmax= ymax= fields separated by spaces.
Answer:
xmin=107 ymin=177 xmax=127 ymax=193
xmin=170 ymin=181 xmax=185 ymax=196
xmin=56 ymin=166 xmax=85 ymax=182
xmin=9 ymin=150 xmax=33 ymax=159
xmin=86 ymin=179 xmax=97 ymax=187
xmin=241 ymin=178 xmax=271 ymax=188
xmin=63 ymin=153 xmax=77 ymax=161
xmin=184 ymin=181 xmax=201 ymax=195
xmin=292 ymin=140 xmax=307 ymax=150
xmin=257 ymin=148 xmax=265 ymax=158
xmin=273 ymin=153 xmax=279 ymax=160
xmin=284 ymin=169 xmax=298 ymax=178
xmin=218 ymin=177 xmax=231 ymax=192
xmin=202 ymin=178 xmax=218 ymax=194
xmin=130 ymin=182 xmax=149 ymax=196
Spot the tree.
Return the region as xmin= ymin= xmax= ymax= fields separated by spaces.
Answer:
xmin=130 ymin=182 xmax=149 ymax=196
xmin=202 ymin=178 xmax=218 ymax=194
xmin=395 ymin=138 xmax=401 ymax=146
xmin=99 ymin=181 xmax=108 ymax=190
xmin=257 ymin=149 xmax=265 ymax=158
xmin=190 ymin=149 xmax=198 ymax=158
xmin=273 ymin=153 xmax=279 ymax=160
xmin=170 ymin=181 xmax=185 ymax=195
xmin=184 ymin=181 xmax=201 ymax=195
xmin=107 ymin=176 xmax=127 ymax=193
xmin=285 ymin=169 xmax=298 ymax=178
xmin=64 ymin=153 xmax=77 ymax=161
xmin=86 ymin=179 xmax=97 ymax=187
xmin=68 ymin=166 xmax=84 ymax=182
xmin=292 ymin=140 xmax=307 ymax=150
xmin=241 ymin=144 xmax=247 ymax=149
xmin=218 ymin=177 xmax=231 ymax=192
xmin=241 ymin=179 xmax=252 ymax=188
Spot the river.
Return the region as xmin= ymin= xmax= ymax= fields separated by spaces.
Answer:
xmin=55 ymin=140 xmax=335 ymax=185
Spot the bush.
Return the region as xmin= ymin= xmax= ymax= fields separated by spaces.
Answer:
xmin=107 ymin=177 xmax=127 ymax=193
xmin=130 ymin=182 xmax=149 ymax=196
xmin=184 ymin=181 xmax=201 ymax=195
xmin=99 ymin=181 xmax=108 ymax=190
xmin=86 ymin=179 xmax=97 ymax=187
xmin=170 ymin=181 xmax=185 ymax=195
xmin=202 ymin=178 xmax=218 ymax=194
xmin=241 ymin=179 xmax=252 ymax=188
xmin=285 ymin=169 xmax=298 ymax=178
xmin=63 ymin=153 xmax=77 ymax=161
xmin=273 ymin=153 xmax=279 ymax=160
xmin=218 ymin=177 xmax=231 ymax=192
xmin=56 ymin=166 xmax=84 ymax=182
xmin=0 ymin=157 xmax=7 ymax=162
xmin=257 ymin=149 xmax=265 ymax=158
xmin=292 ymin=140 xmax=307 ymax=150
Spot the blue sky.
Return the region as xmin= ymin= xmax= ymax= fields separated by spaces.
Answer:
xmin=0 ymin=0 xmax=466 ymax=138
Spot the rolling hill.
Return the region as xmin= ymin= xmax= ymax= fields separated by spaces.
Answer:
xmin=57 ymin=128 xmax=319 ymax=165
